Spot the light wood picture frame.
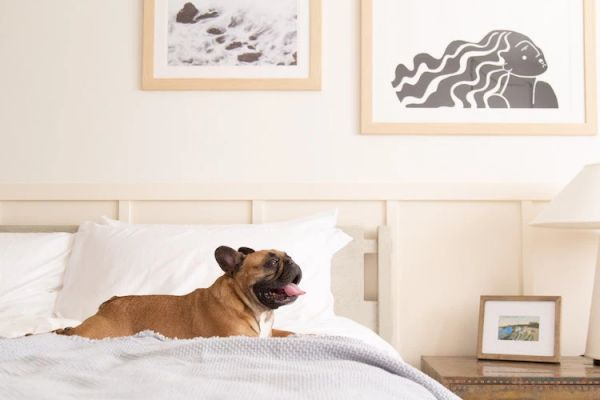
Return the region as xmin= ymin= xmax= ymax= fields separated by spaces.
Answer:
xmin=361 ymin=0 xmax=597 ymax=135
xmin=143 ymin=0 xmax=321 ymax=90
xmin=477 ymin=296 xmax=562 ymax=364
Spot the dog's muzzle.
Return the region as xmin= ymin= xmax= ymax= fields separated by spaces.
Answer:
xmin=253 ymin=262 xmax=304 ymax=309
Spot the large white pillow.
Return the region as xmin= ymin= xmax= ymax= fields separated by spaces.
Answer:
xmin=54 ymin=211 xmax=351 ymax=325
xmin=0 ymin=233 xmax=73 ymax=323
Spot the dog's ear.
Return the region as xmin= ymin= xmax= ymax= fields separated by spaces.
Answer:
xmin=238 ymin=247 xmax=255 ymax=255
xmin=215 ymin=246 xmax=244 ymax=276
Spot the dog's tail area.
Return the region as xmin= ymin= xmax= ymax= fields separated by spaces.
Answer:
xmin=23 ymin=327 xmax=74 ymax=337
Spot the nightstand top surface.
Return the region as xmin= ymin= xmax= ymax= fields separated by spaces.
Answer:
xmin=422 ymin=356 xmax=600 ymax=383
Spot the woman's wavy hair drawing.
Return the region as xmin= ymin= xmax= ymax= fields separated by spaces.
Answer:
xmin=391 ymin=30 xmax=558 ymax=109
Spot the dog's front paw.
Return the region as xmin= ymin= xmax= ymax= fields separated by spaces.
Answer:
xmin=271 ymin=329 xmax=295 ymax=338
xmin=53 ymin=327 xmax=74 ymax=336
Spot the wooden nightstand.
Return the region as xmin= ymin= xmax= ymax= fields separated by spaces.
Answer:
xmin=422 ymin=356 xmax=600 ymax=400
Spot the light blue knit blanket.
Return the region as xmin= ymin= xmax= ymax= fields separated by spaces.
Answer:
xmin=0 ymin=332 xmax=460 ymax=400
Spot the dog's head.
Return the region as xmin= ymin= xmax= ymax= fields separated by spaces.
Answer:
xmin=215 ymin=246 xmax=304 ymax=310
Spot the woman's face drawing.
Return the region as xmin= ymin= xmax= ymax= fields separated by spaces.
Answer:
xmin=502 ymin=33 xmax=548 ymax=77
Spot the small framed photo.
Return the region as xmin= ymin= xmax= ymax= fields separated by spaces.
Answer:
xmin=477 ymin=296 xmax=561 ymax=363
xmin=361 ymin=0 xmax=597 ymax=135
xmin=143 ymin=0 xmax=321 ymax=90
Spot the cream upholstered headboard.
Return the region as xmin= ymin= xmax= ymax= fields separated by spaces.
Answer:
xmin=0 ymin=224 xmax=393 ymax=342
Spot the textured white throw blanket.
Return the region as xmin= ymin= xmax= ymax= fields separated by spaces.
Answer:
xmin=0 ymin=332 xmax=460 ymax=400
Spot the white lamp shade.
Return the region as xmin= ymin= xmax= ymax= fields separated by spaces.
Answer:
xmin=531 ymin=163 xmax=600 ymax=229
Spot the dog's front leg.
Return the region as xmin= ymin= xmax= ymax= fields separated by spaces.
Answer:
xmin=271 ymin=329 xmax=295 ymax=337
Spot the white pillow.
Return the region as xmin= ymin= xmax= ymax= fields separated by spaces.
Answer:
xmin=0 ymin=233 xmax=73 ymax=322
xmin=54 ymin=211 xmax=352 ymax=325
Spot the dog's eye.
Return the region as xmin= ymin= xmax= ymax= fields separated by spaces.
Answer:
xmin=268 ymin=258 xmax=279 ymax=268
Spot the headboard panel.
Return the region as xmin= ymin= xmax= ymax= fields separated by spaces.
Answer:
xmin=0 ymin=224 xmax=393 ymax=342
xmin=332 ymin=226 xmax=391 ymax=340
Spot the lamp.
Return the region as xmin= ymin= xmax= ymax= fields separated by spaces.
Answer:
xmin=531 ymin=163 xmax=600 ymax=365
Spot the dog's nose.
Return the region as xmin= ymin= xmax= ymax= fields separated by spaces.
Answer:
xmin=292 ymin=269 xmax=302 ymax=284
xmin=284 ymin=260 xmax=302 ymax=284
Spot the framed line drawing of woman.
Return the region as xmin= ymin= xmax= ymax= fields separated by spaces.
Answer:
xmin=361 ymin=0 xmax=597 ymax=135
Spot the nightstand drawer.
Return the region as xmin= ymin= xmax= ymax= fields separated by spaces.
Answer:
xmin=450 ymin=384 xmax=600 ymax=400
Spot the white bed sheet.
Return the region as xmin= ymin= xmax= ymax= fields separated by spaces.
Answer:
xmin=0 ymin=316 xmax=81 ymax=338
xmin=276 ymin=316 xmax=401 ymax=360
xmin=1 ymin=315 xmax=400 ymax=360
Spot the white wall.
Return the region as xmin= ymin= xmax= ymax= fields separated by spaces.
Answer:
xmin=0 ymin=0 xmax=598 ymax=184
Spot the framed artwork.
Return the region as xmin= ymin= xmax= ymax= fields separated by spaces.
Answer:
xmin=361 ymin=0 xmax=597 ymax=135
xmin=143 ymin=0 xmax=321 ymax=90
xmin=477 ymin=296 xmax=561 ymax=363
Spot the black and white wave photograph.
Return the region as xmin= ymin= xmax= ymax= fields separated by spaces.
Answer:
xmin=168 ymin=0 xmax=299 ymax=67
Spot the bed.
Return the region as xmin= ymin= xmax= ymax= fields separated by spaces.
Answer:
xmin=0 ymin=220 xmax=459 ymax=400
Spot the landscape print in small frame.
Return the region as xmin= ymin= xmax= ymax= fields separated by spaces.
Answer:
xmin=478 ymin=296 xmax=561 ymax=363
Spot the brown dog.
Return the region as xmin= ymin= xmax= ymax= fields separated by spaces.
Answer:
xmin=54 ymin=246 xmax=305 ymax=339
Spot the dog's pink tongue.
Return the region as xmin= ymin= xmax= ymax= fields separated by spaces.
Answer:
xmin=283 ymin=283 xmax=305 ymax=297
